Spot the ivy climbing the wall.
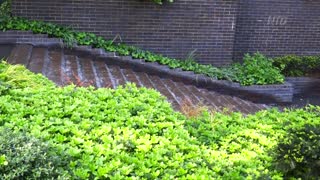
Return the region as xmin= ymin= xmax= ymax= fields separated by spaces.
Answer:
xmin=0 ymin=0 xmax=11 ymax=17
xmin=152 ymin=0 xmax=174 ymax=5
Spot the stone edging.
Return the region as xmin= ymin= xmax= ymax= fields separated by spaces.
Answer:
xmin=286 ymin=77 xmax=320 ymax=95
xmin=0 ymin=30 xmax=294 ymax=104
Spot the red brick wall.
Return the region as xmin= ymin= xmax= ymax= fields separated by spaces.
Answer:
xmin=233 ymin=0 xmax=320 ymax=61
xmin=10 ymin=0 xmax=320 ymax=65
xmin=11 ymin=0 xmax=237 ymax=66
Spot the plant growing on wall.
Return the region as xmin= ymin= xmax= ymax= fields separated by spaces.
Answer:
xmin=152 ymin=0 xmax=173 ymax=5
xmin=0 ymin=0 xmax=11 ymax=17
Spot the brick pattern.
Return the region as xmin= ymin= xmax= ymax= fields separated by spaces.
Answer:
xmin=0 ymin=30 xmax=294 ymax=103
xmin=11 ymin=0 xmax=238 ymax=66
xmin=0 ymin=30 xmax=62 ymax=45
xmin=233 ymin=0 xmax=320 ymax=61
xmin=10 ymin=0 xmax=320 ymax=65
xmin=5 ymin=43 xmax=267 ymax=114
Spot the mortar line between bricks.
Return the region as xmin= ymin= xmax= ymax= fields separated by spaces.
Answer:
xmin=158 ymin=78 xmax=182 ymax=106
xmin=91 ymin=60 xmax=102 ymax=88
xmin=235 ymin=97 xmax=263 ymax=112
xmin=144 ymin=74 xmax=159 ymax=90
xmin=231 ymin=96 xmax=260 ymax=113
xmin=119 ymin=68 xmax=128 ymax=84
xmin=104 ymin=63 xmax=116 ymax=89
xmin=132 ymin=71 xmax=144 ymax=87
xmin=42 ymin=48 xmax=50 ymax=77
xmin=164 ymin=79 xmax=190 ymax=104
xmin=220 ymin=95 xmax=251 ymax=114
xmin=60 ymin=50 xmax=67 ymax=86
xmin=138 ymin=72 xmax=158 ymax=90
xmin=146 ymin=76 xmax=180 ymax=108
xmin=24 ymin=45 xmax=33 ymax=67
xmin=173 ymin=81 xmax=202 ymax=106
xmin=188 ymin=85 xmax=222 ymax=111
xmin=183 ymin=84 xmax=206 ymax=104
xmin=193 ymin=88 xmax=220 ymax=111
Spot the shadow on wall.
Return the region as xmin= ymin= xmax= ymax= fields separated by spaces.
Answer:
xmin=0 ymin=44 xmax=14 ymax=59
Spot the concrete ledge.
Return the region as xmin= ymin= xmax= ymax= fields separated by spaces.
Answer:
xmin=0 ymin=30 xmax=63 ymax=46
xmin=286 ymin=77 xmax=320 ymax=94
xmin=0 ymin=30 xmax=295 ymax=104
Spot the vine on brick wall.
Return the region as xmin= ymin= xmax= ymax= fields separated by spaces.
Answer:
xmin=0 ymin=0 xmax=11 ymax=17
xmin=152 ymin=0 xmax=174 ymax=5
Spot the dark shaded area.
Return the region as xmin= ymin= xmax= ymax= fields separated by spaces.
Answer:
xmin=290 ymin=91 xmax=320 ymax=108
xmin=0 ymin=44 xmax=14 ymax=60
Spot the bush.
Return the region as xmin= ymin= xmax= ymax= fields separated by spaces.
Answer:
xmin=0 ymin=0 xmax=11 ymax=18
xmin=152 ymin=0 xmax=173 ymax=4
xmin=235 ymin=52 xmax=284 ymax=86
xmin=0 ymin=61 xmax=55 ymax=91
xmin=1 ymin=62 xmax=320 ymax=178
xmin=0 ymin=128 xmax=72 ymax=179
xmin=274 ymin=123 xmax=320 ymax=179
xmin=273 ymin=55 xmax=320 ymax=77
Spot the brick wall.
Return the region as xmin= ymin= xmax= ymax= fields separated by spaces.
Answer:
xmin=233 ymin=0 xmax=320 ymax=61
xmin=9 ymin=0 xmax=320 ymax=65
xmin=11 ymin=0 xmax=238 ymax=66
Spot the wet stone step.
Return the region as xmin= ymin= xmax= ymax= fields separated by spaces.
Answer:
xmin=92 ymin=60 xmax=114 ymax=88
xmin=147 ymin=75 xmax=180 ymax=109
xmin=121 ymin=68 xmax=142 ymax=87
xmin=175 ymin=82 xmax=202 ymax=106
xmin=161 ymin=79 xmax=194 ymax=105
xmin=7 ymin=45 xmax=33 ymax=66
xmin=27 ymin=47 xmax=47 ymax=74
xmin=46 ymin=50 xmax=63 ymax=86
xmin=62 ymin=54 xmax=79 ymax=86
xmin=78 ymin=57 xmax=97 ymax=87
xmin=108 ymin=65 xmax=126 ymax=87
xmin=186 ymin=85 xmax=221 ymax=111
xmin=134 ymin=72 xmax=156 ymax=89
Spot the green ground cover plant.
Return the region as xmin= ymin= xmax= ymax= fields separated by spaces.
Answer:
xmin=0 ymin=16 xmax=284 ymax=86
xmin=274 ymin=124 xmax=320 ymax=179
xmin=233 ymin=53 xmax=284 ymax=86
xmin=0 ymin=61 xmax=319 ymax=179
xmin=0 ymin=128 xmax=72 ymax=179
xmin=273 ymin=55 xmax=320 ymax=77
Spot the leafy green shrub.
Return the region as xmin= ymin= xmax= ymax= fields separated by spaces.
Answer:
xmin=0 ymin=0 xmax=11 ymax=18
xmin=273 ymin=55 xmax=320 ymax=77
xmin=152 ymin=0 xmax=173 ymax=4
xmin=0 ymin=128 xmax=72 ymax=179
xmin=274 ymin=123 xmax=320 ymax=179
xmin=0 ymin=62 xmax=320 ymax=178
xmin=0 ymin=61 xmax=55 ymax=90
xmin=235 ymin=52 xmax=284 ymax=86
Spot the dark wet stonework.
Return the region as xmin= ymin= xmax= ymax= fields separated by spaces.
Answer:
xmin=0 ymin=44 xmax=14 ymax=60
xmin=1 ymin=44 xmax=269 ymax=114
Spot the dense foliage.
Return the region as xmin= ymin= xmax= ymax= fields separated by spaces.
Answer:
xmin=0 ymin=0 xmax=10 ymax=18
xmin=0 ymin=61 xmax=319 ymax=179
xmin=233 ymin=53 xmax=284 ymax=86
xmin=0 ymin=128 xmax=72 ymax=179
xmin=273 ymin=55 xmax=320 ymax=77
xmin=152 ymin=0 xmax=173 ymax=5
xmin=275 ymin=124 xmax=320 ymax=179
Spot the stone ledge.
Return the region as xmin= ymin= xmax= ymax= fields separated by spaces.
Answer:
xmin=286 ymin=77 xmax=320 ymax=94
xmin=0 ymin=30 xmax=294 ymax=104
